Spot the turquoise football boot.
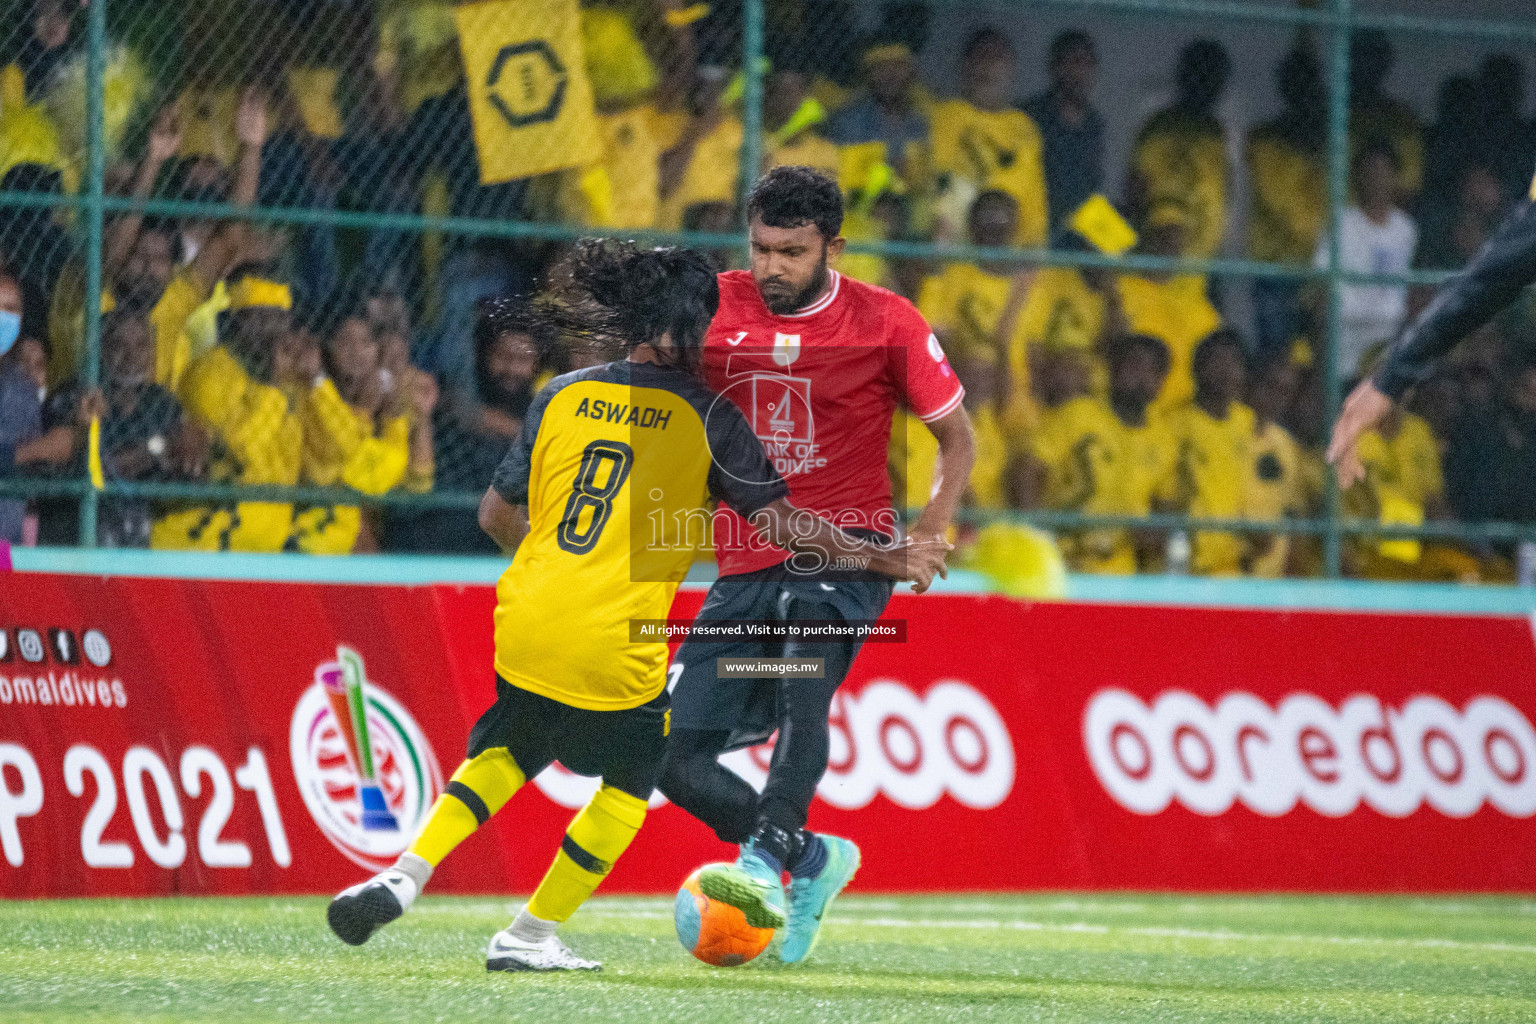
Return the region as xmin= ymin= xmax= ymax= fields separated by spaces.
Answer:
xmin=697 ymin=848 xmax=787 ymax=929
xmin=780 ymin=834 xmax=860 ymax=963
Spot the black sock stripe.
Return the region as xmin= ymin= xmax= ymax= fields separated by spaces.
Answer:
xmin=561 ymin=834 xmax=612 ymax=875
xmin=446 ymin=781 xmax=490 ymax=825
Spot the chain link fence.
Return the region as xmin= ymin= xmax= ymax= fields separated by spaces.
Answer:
xmin=2 ymin=0 xmax=1536 ymax=579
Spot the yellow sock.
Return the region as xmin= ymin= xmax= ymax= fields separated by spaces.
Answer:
xmin=526 ymin=784 xmax=647 ymax=923
xmin=406 ymin=748 xmax=525 ymax=868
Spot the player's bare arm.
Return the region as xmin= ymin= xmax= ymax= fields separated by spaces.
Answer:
xmin=746 ymin=497 xmax=952 ymax=591
xmin=1328 ymin=188 xmax=1536 ymax=487
xmin=911 ymin=403 xmax=977 ymax=544
xmin=477 ymin=480 xmax=529 ymax=552
xmin=1326 ymin=378 xmax=1394 ymax=488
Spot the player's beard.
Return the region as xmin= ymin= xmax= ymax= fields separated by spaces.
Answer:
xmin=760 ymin=250 xmax=829 ymax=315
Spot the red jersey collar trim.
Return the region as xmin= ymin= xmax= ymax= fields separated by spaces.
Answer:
xmin=782 ymin=270 xmax=841 ymax=318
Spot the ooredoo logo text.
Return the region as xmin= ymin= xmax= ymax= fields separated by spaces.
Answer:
xmin=1084 ymin=689 xmax=1536 ymax=819
xmin=534 ymin=678 xmax=1015 ymax=811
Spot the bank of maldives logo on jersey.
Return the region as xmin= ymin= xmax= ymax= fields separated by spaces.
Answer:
xmin=289 ymin=646 xmax=442 ymax=871
xmin=749 ymin=332 xmax=813 ymax=445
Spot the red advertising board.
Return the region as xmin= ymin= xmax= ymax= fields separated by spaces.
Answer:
xmin=3 ymin=571 xmax=1534 ymax=898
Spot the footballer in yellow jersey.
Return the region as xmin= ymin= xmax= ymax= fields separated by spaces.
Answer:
xmin=328 ymin=242 xmax=935 ymax=971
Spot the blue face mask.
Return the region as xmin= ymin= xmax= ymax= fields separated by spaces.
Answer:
xmin=0 ymin=311 xmax=19 ymax=358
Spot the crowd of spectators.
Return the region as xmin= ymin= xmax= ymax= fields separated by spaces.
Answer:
xmin=2 ymin=0 xmax=1535 ymax=581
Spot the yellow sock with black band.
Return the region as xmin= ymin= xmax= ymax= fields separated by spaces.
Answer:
xmin=525 ymin=784 xmax=648 ymax=924
xmin=402 ymin=748 xmax=526 ymax=874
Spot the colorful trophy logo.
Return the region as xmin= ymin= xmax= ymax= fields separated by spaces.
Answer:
xmin=291 ymin=646 xmax=441 ymax=871
xmin=320 ymin=646 xmax=400 ymax=832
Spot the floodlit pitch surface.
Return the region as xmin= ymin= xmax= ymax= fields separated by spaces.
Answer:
xmin=4 ymin=894 xmax=1535 ymax=1022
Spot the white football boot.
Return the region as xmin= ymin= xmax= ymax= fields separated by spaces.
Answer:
xmin=327 ymin=869 xmax=418 ymax=946
xmin=485 ymin=928 xmax=602 ymax=972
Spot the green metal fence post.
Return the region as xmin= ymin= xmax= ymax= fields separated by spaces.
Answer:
xmin=1322 ymin=0 xmax=1353 ymax=578
xmin=739 ymin=0 xmax=765 ymax=236
xmin=77 ymin=0 xmax=109 ymax=548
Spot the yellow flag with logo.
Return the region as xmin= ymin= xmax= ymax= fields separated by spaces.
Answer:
xmin=455 ymin=0 xmax=603 ymax=185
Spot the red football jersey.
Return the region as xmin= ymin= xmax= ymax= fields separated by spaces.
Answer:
xmin=703 ymin=269 xmax=965 ymax=577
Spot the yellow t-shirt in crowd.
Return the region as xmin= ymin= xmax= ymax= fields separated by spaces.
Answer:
xmin=1117 ymin=273 xmax=1222 ymax=413
xmin=1348 ymin=413 xmax=1442 ymax=566
xmin=837 ymin=205 xmax=893 ymax=289
xmin=150 ymin=267 xmax=210 ymax=390
xmin=889 ymin=404 xmax=1011 ymax=513
xmin=917 ymin=263 xmax=1030 ymax=387
xmin=563 ymin=104 xmax=661 ymax=229
xmin=1166 ymin=400 xmax=1256 ymax=576
xmin=286 ymin=67 xmax=345 ymax=139
xmin=654 ymin=113 xmax=743 ymax=231
xmin=1244 ymin=420 xmax=1304 ymax=578
xmin=929 ymin=100 xmax=1049 ymax=248
xmin=1013 ymin=266 xmax=1108 ymax=396
xmin=291 ymin=378 xmax=429 ymax=555
xmin=1014 ymin=267 xmax=1105 ymax=353
xmin=1246 ymin=127 xmax=1326 ymax=264
xmin=1131 ymin=110 xmax=1229 ymax=260
xmin=1356 ymin=413 xmax=1443 ymax=508
xmin=1121 ymin=413 xmax=1181 ymax=519
xmin=767 ymin=131 xmax=840 ymax=179
xmin=1029 ymin=395 xmax=1131 ymax=572
xmin=151 ymin=345 xmax=302 ymax=553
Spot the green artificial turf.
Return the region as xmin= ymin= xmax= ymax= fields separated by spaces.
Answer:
xmin=3 ymin=893 xmax=1534 ymax=1022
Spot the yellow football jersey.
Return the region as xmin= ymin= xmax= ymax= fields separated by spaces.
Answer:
xmin=1131 ymin=113 xmax=1229 ymax=260
xmin=929 ymin=100 xmax=1050 ymax=247
xmin=654 ymin=113 xmax=743 ymax=231
xmin=1244 ymin=420 xmax=1304 ymax=578
xmin=1348 ymin=412 xmax=1443 ymax=564
xmin=767 ymin=131 xmax=841 ymax=180
xmin=1354 ymin=413 xmax=1443 ymax=509
xmin=1246 ymin=128 xmax=1327 ymax=265
xmin=1030 ymin=396 xmax=1128 ymax=572
xmin=889 ymin=403 xmax=1011 ymax=513
xmin=1013 ymin=267 xmax=1108 ymax=397
xmin=917 ymin=262 xmax=1033 ymax=400
xmin=152 ymin=345 xmax=301 ymax=553
xmin=1166 ymin=401 xmax=1256 ymax=576
xmin=150 ymin=267 xmax=209 ymax=390
xmin=490 ymin=360 xmax=787 ymax=712
xmin=1117 ymin=273 xmax=1223 ymax=413
xmin=1120 ymin=414 xmax=1180 ymax=519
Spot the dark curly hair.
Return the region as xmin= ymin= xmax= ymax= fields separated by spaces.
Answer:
xmin=747 ymin=166 xmax=844 ymax=240
xmin=515 ymin=239 xmax=720 ymax=376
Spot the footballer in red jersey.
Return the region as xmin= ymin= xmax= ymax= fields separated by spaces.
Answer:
xmin=659 ymin=167 xmax=976 ymax=962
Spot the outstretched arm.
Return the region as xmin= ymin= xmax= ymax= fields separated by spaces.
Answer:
xmin=187 ymin=87 xmax=268 ymax=291
xmin=1330 ymin=192 xmax=1536 ymax=485
xmin=746 ymin=498 xmax=952 ymax=594
xmin=104 ymin=106 xmax=181 ymax=282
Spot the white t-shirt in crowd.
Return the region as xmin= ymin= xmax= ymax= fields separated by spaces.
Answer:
xmin=1314 ymin=206 xmax=1418 ymax=378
